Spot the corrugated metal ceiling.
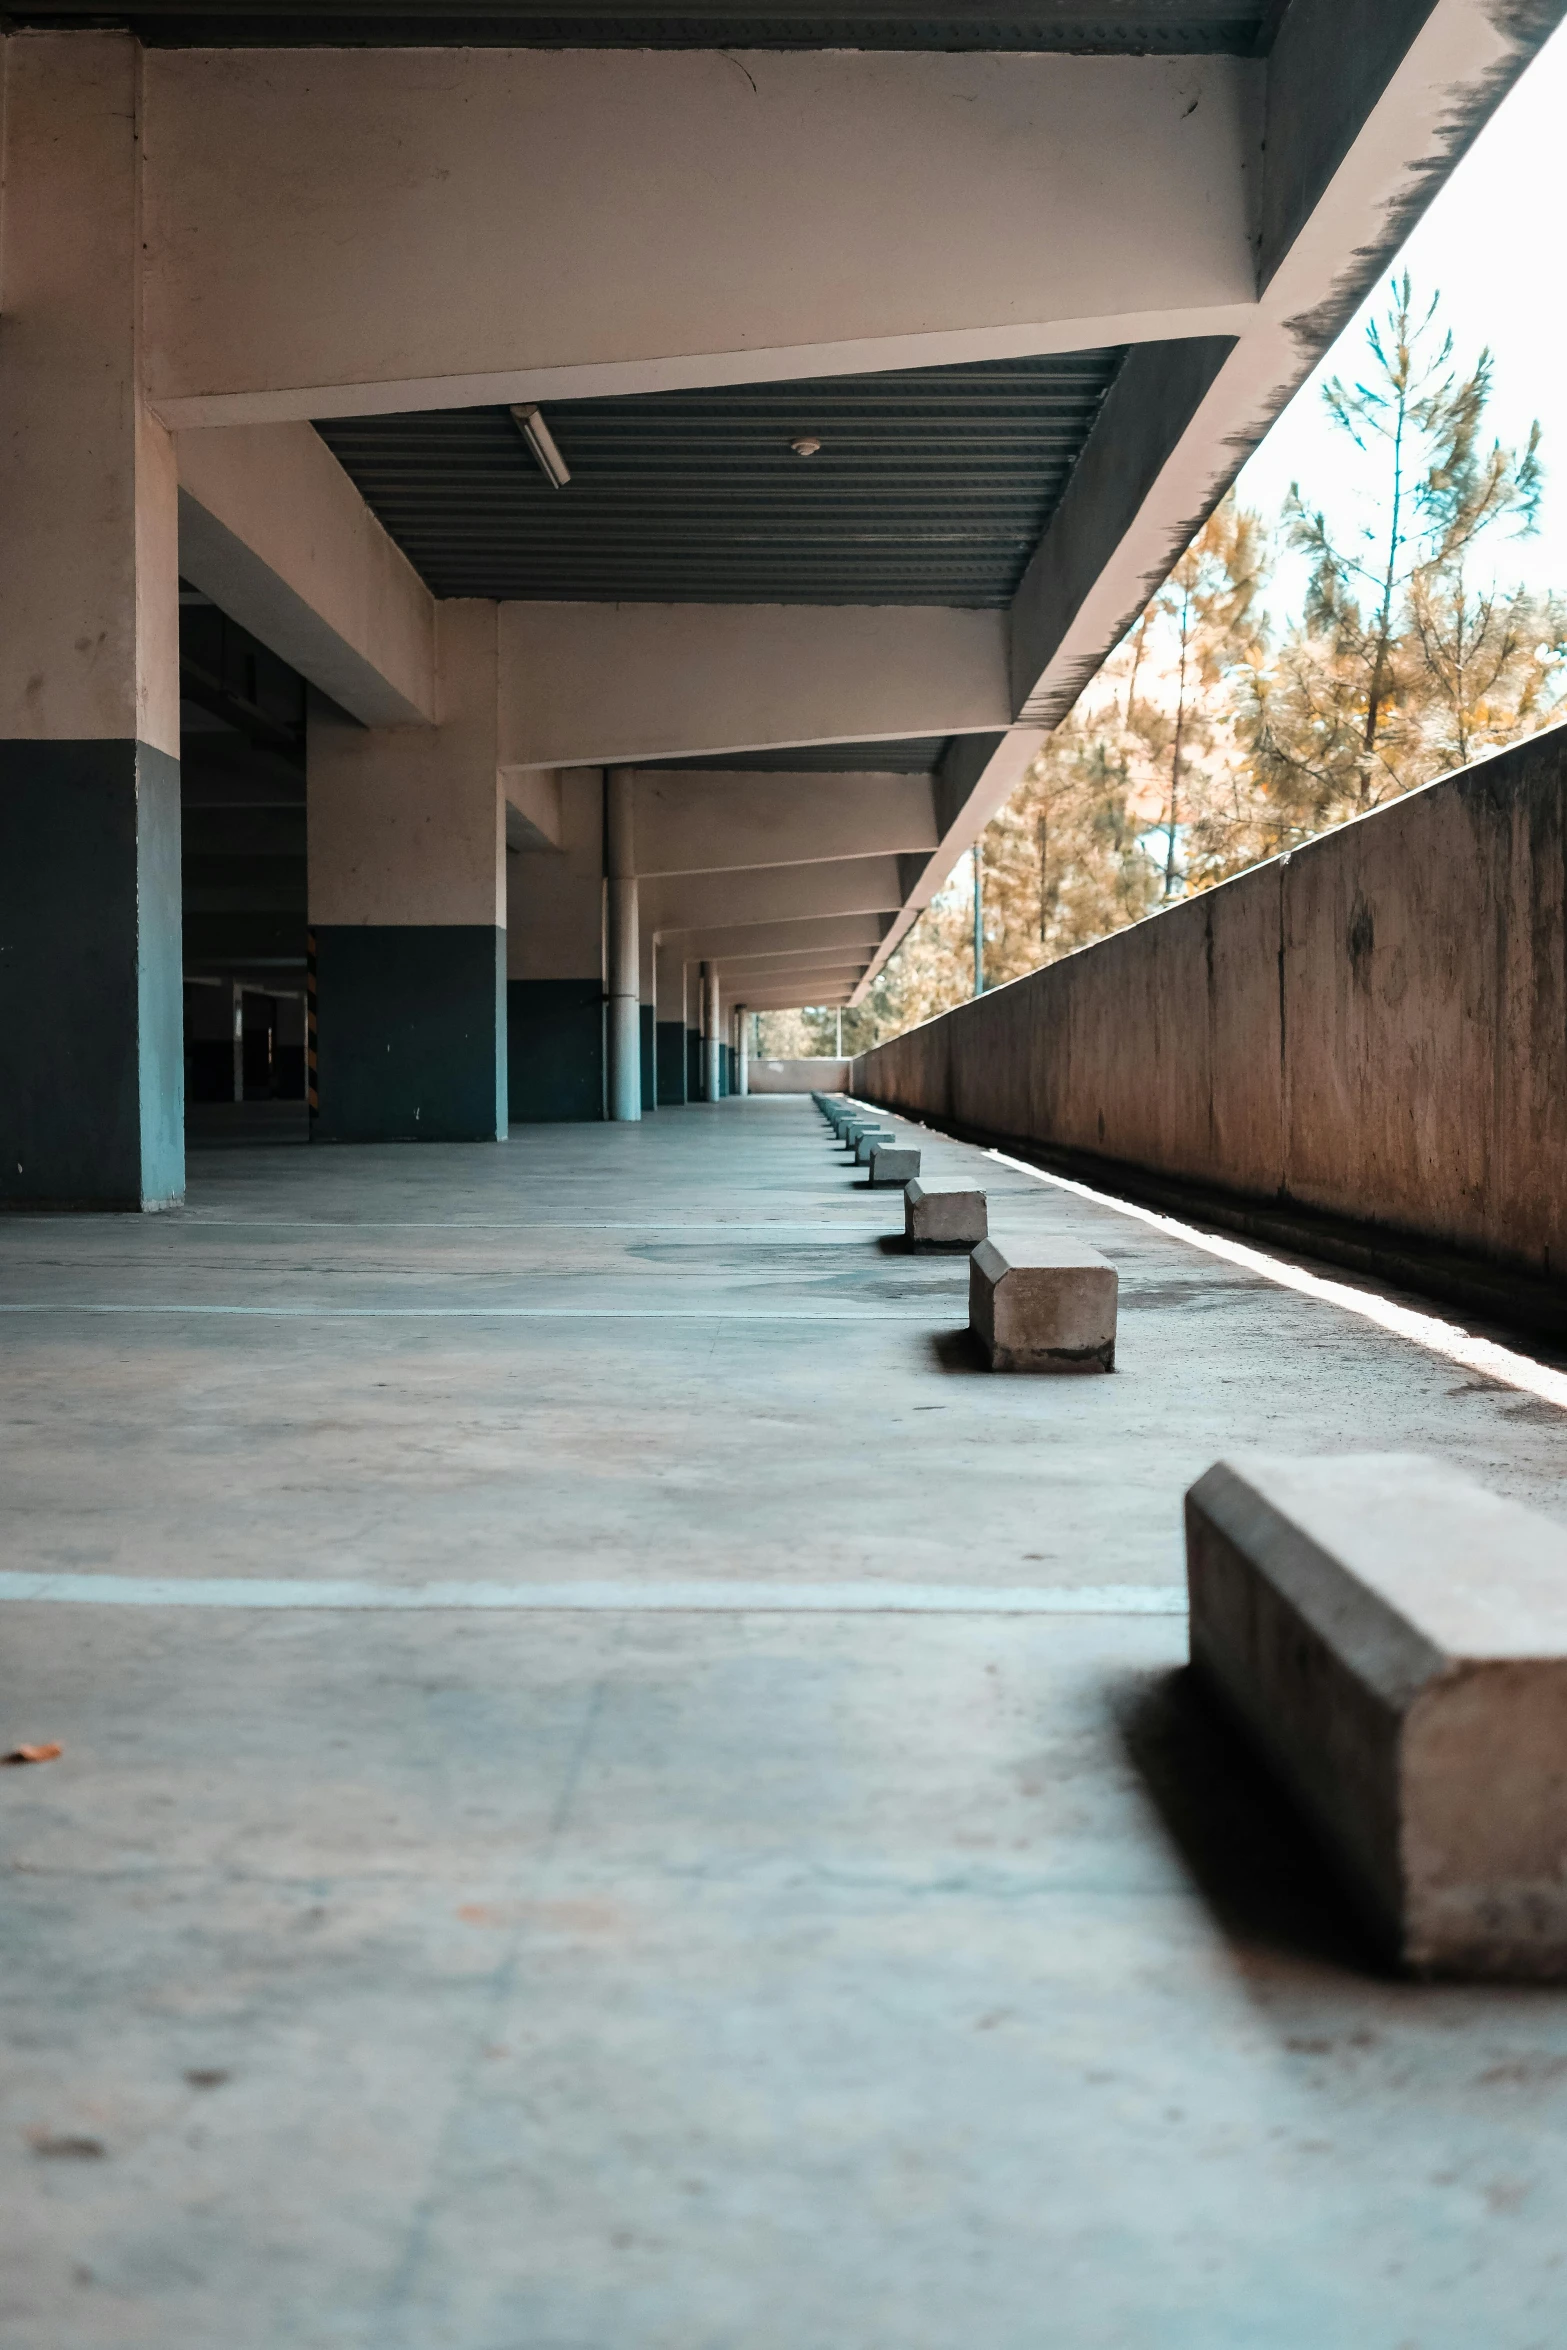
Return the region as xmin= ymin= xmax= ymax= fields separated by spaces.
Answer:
xmin=316 ymin=352 xmax=1124 ymax=608
xmin=2 ymin=3 xmax=1279 ymax=50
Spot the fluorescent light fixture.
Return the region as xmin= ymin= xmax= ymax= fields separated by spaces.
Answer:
xmin=511 ymin=404 xmax=571 ymax=488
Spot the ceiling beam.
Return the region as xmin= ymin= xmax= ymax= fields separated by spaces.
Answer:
xmin=628 ymin=770 xmax=937 ymax=877
xmin=142 ymin=48 xmax=1255 ymax=425
xmin=644 ymin=854 xmax=903 ymax=933
xmin=499 ymin=603 xmax=1005 ymax=771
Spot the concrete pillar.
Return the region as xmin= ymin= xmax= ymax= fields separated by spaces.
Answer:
xmin=0 ymin=36 xmax=183 ymax=1208
xmin=685 ymin=961 xmax=703 ymax=1101
xmin=702 ymin=963 xmax=722 ymax=1102
xmin=639 ymin=923 xmax=658 ymax=1115
xmin=654 ymin=935 xmax=687 ymax=1105
xmin=506 ymin=771 xmax=606 ymax=1122
xmin=605 ymin=768 xmax=640 ymax=1122
xmin=308 ymin=601 xmax=506 ymax=1141
xmin=737 ymin=1004 xmax=749 ymax=1096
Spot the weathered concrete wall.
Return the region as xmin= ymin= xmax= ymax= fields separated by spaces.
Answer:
xmin=854 ymin=725 xmax=1567 ymax=1280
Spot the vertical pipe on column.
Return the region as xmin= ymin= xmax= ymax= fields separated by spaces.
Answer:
xmin=737 ymin=1004 xmax=749 ymax=1096
xmin=606 ymin=770 xmax=641 ymax=1121
xmin=702 ymin=962 xmax=721 ymax=1102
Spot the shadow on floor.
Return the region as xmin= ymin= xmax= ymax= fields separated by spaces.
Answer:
xmin=928 ymin=1327 xmax=990 ymax=1373
xmin=1113 ymin=1664 xmax=1383 ymax=1979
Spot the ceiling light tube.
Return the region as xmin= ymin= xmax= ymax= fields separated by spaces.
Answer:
xmin=511 ymin=404 xmax=571 ymax=488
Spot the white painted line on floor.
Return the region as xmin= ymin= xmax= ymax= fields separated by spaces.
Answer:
xmin=1 ymin=1220 xmax=898 ymax=1234
xmin=0 ymin=1572 xmax=1184 ymax=1615
xmin=987 ymin=1149 xmax=1567 ymax=1414
xmin=0 ymin=1304 xmax=939 ymax=1323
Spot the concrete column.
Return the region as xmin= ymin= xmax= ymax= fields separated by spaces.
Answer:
xmin=605 ymin=768 xmax=641 ymax=1122
xmin=639 ymin=925 xmax=658 ymax=1114
xmin=703 ymin=963 xmax=722 ymax=1103
xmin=308 ymin=601 xmax=506 ymax=1141
xmin=506 ymin=771 xmax=606 ymax=1122
xmin=654 ymin=934 xmax=686 ymax=1105
xmin=685 ymin=961 xmax=703 ymax=1101
xmin=737 ymin=1004 xmax=749 ymax=1096
xmin=0 ymin=36 xmax=183 ymax=1208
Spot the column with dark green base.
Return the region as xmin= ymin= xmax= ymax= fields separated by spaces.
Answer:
xmin=308 ymin=603 xmax=507 ymax=1146
xmin=0 ymin=741 xmax=183 ymax=1207
xmin=507 ymin=979 xmax=605 ymax=1121
xmin=656 ymin=1022 xmax=688 ymax=1104
xmin=312 ymin=924 xmax=505 ymax=1142
xmin=640 ymin=1005 xmax=657 ymax=1111
xmin=0 ymin=41 xmax=184 ymax=1209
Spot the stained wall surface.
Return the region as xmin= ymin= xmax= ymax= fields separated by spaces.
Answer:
xmin=854 ymin=723 xmax=1567 ymax=1278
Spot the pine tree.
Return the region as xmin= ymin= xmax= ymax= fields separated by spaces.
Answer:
xmin=1254 ymin=274 xmax=1559 ymax=830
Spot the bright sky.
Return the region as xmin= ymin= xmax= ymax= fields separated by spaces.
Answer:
xmin=1233 ymin=19 xmax=1567 ymax=616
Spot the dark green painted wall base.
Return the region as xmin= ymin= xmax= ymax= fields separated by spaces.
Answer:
xmin=687 ymin=1029 xmax=702 ymax=1099
xmin=640 ymin=1004 xmax=657 ymax=1114
xmin=313 ymin=925 xmax=505 ymax=1142
xmin=508 ymin=978 xmax=604 ymax=1122
xmin=656 ymin=1022 xmax=687 ymax=1105
xmin=0 ymin=738 xmax=183 ymax=1207
xmin=721 ymin=1044 xmax=736 ymax=1097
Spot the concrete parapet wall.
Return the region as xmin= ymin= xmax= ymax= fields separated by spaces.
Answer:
xmin=853 ymin=724 xmax=1567 ymax=1282
xmin=749 ymin=1058 xmax=850 ymax=1094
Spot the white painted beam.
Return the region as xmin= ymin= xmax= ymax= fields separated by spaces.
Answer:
xmin=503 ymin=769 xmax=564 ymax=853
xmin=175 ymin=424 xmax=436 ymax=726
xmin=643 ymin=855 xmax=903 ymax=934
xmin=500 ymin=603 xmax=1007 ymax=772
xmin=658 ymin=915 xmax=887 ymax=963
xmin=141 ymin=49 xmax=1258 ymax=425
xmin=628 ymin=770 xmax=938 ymax=878
xmin=744 ymin=986 xmax=855 ymax=1008
xmin=715 ymin=963 xmax=868 ymax=991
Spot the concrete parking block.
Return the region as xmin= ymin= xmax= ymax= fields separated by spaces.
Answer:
xmin=969 ymin=1233 xmax=1117 ymax=1371
xmin=1187 ymin=1451 xmax=1567 ymax=1979
xmin=868 ymin=1145 xmax=920 ymax=1186
xmin=904 ymin=1179 xmax=987 ymax=1248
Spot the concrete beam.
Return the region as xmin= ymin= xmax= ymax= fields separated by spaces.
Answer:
xmin=643 ymin=855 xmax=903 ymax=935
xmin=660 ymin=915 xmax=887 ymax=965
xmin=714 ymin=958 xmax=868 ymax=984
xmin=141 ymin=49 xmax=1258 ymax=425
xmin=744 ymin=987 xmax=855 ymax=1009
xmin=628 ymin=771 xmax=938 ymax=878
xmin=504 ymin=769 xmax=564 ymax=854
xmin=499 ymin=604 xmax=1007 ymax=773
xmin=175 ymin=424 xmax=436 ymax=727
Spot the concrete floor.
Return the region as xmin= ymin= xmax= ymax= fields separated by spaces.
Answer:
xmin=3 ymin=1096 xmax=1567 ymax=2346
